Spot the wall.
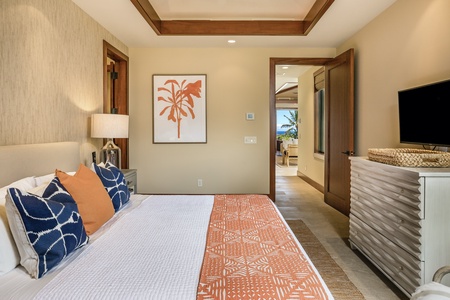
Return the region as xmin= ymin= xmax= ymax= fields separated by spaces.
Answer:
xmin=297 ymin=66 xmax=324 ymax=186
xmin=0 ymin=0 xmax=128 ymax=165
xmin=129 ymin=47 xmax=335 ymax=194
xmin=338 ymin=0 xmax=450 ymax=155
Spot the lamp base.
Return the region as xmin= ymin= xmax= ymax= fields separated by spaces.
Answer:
xmin=99 ymin=139 xmax=121 ymax=168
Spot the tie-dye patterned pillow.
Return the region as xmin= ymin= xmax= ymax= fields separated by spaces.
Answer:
xmin=5 ymin=177 xmax=88 ymax=278
xmin=93 ymin=162 xmax=130 ymax=211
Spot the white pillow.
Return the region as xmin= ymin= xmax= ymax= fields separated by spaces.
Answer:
xmin=35 ymin=172 xmax=76 ymax=187
xmin=28 ymin=183 xmax=51 ymax=197
xmin=0 ymin=177 xmax=36 ymax=206
xmin=34 ymin=173 xmax=56 ymax=187
xmin=0 ymin=177 xmax=36 ymax=275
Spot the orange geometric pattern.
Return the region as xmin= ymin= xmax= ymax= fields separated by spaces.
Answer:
xmin=197 ymin=194 xmax=331 ymax=300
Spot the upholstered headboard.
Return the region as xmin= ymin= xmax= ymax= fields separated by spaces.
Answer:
xmin=0 ymin=142 xmax=80 ymax=187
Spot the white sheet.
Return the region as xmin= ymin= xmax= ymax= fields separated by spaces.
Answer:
xmin=0 ymin=194 xmax=146 ymax=299
xmin=34 ymin=194 xmax=214 ymax=300
xmin=0 ymin=195 xmax=214 ymax=300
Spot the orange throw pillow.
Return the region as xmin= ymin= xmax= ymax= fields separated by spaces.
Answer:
xmin=56 ymin=164 xmax=114 ymax=235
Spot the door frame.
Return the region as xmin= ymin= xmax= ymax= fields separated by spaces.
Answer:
xmin=269 ymin=58 xmax=331 ymax=201
xmin=103 ymin=41 xmax=129 ymax=169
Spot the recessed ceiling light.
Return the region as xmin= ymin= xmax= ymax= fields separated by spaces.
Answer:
xmin=228 ymin=39 xmax=236 ymax=44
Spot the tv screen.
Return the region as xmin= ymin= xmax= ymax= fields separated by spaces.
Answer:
xmin=398 ymin=79 xmax=450 ymax=147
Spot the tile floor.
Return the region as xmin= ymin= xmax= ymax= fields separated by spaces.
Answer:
xmin=274 ymin=173 xmax=409 ymax=300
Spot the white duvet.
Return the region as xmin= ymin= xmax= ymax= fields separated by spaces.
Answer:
xmin=0 ymin=194 xmax=214 ymax=300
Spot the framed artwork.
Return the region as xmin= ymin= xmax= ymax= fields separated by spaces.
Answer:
xmin=152 ymin=74 xmax=207 ymax=143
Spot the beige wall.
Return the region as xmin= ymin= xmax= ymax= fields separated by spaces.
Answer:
xmin=0 ymin=0 xmax=128 ymax=165
xmin=338 ymin=0 xmax=450 ymax=155
xmin=129 ymin=48 xmax=335 ymax=194
xmin=297 ymin=66 xmax=324 ymax=186
xmin=5 ymin=0 xmax=448 ymax=195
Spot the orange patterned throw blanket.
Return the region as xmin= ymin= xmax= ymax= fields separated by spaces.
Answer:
xmin=197 ymin=195 xmax=331 ymax=300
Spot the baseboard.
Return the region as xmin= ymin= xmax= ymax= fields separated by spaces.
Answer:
xmin=297 ymin=171 xmax=324 ymax=193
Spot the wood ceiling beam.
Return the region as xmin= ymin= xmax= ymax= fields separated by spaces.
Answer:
xmin=130 ymin=0 xmax=162 ymax=35
xmin=161 ymin=20 xmax=304 ymax=36
xmin=303 ymin=0 xmax=335 ymax=35
xmin=276 ymin=85 xmax=298 ymax=95
xmin=130 ymin=0 xmax=334 ymax=36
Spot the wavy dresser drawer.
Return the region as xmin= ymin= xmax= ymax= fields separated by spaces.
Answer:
xmin=350 ymin=216 xmax=422 ymax=295
xmin=349 ymin=157 xmax=450 ymax=297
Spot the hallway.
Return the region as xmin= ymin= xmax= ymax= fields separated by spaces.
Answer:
xmin=275 ymin=175 xmax=408 ymax=300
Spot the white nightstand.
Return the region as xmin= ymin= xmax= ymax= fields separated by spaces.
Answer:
xmin=121 ymin=169 xmax=137 ymax=194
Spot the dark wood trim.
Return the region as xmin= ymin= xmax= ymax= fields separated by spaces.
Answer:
xmin=103 ymin=41 xmax=130 ymax=169
xmin=270 ymin=57 xmax=331 ymax=202
xmin=130 ymin=0 xmax=162 ymax=34
xmin=103 ymin=41 xmax=129 ymax=113
xmin=297 ymin=171 xmax=324 ymax=193
xmin=303 ymin=0 xmax=335 ymax=35
xmin=130 ymin=0 xmax=334 ymax=36
xmin=160 ymin=20 xmax=304 ymax=36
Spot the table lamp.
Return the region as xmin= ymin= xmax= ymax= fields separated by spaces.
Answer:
xmin=91 ymin=113 xmax=129 ymax=168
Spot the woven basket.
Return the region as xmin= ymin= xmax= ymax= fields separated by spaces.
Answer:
xmin=368 ymin=148 xmax=450 ymax=167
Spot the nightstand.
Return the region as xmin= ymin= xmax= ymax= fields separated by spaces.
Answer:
xmin=121 ymin=169 xmax=137 ymax=194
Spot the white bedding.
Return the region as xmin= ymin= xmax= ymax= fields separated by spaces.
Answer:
xmin=0 ymin=194 xmax=214 ymax=300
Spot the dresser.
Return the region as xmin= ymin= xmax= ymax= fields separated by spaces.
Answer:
xmin=121 ymin=169 xmax=137 ymax=194
xmin=349 ymin=157 xmax=450 ymax=297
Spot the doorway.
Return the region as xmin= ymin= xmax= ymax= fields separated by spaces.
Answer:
xmin=276 ymin=108 xmax=298 ymax=176
xmin=103 ymin=41 xmax=129 ymax=169
xmin=269 ymin=50 xmax=354 ymax=216
xmin=275 ymin=66 xmax=305 ymax=177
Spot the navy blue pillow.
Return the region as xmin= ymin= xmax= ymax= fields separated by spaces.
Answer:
xmin=6 ymin=178 xmax=88 ymax=278
xmin=93 ymin=162 xmax=130 ymax=211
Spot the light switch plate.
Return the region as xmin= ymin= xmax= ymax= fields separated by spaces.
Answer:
xmin=244 ymin=136 xmax=257 ymax=144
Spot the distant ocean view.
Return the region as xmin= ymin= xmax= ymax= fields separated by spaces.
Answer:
xmin=277 ymin=109 xmax=295 ymax=136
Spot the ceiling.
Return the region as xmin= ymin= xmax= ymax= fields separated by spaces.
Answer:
xmin=71 ymin=0 xmax=396 ymax=104
xmin=275 ymin=65 xmax=310 ymax=105
xmin=128 ymin=0 xmax=332 ymax=36
xmin=71 ymin=0 xmax=397 ymax=48
xmin=147 ymin=0 xmax=317 ymax=20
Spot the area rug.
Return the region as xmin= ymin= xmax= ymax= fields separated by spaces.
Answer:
xmin=287 ymin=220 xmax=364 ymax=300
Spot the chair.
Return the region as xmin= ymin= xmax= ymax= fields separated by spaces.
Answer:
xmin=285 ymin=144 xmax=298 ymax=167
xmin=411 ymin=266 xmax=450 ymax=299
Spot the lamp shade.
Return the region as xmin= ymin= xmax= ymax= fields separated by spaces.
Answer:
xmin=91 ymin=114 xmax=129 ymax=139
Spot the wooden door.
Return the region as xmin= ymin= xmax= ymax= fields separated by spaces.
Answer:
xmin=324 ymin=49 xmax=355 ymax=216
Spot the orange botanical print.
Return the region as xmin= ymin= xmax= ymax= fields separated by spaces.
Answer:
xmin=157 ymin=79 xmax=202 ymax=139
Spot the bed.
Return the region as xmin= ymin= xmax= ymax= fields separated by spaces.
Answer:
xmin=0 ymin=142 xmax=333 ymax=299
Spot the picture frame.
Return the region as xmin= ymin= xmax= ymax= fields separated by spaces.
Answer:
xmin=152 ymin=74 xmax=207 ymax=143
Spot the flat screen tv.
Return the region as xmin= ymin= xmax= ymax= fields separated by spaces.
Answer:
xmin=398 ymin=79 xmax=450 ymax=147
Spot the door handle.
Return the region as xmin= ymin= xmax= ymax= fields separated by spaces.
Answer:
xmin=341 ymin=150 xmax=354 ymax=156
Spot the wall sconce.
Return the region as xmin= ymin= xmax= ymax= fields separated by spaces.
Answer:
xmin=91 ymin=113 xmax=129 ymax=168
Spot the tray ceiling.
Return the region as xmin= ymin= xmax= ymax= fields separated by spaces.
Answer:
xmin=130 ymin=0 xmax=333 ymax=35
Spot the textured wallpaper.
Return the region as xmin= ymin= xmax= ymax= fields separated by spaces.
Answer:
xmin=0 ymin=0 xmax=128 ymax=165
